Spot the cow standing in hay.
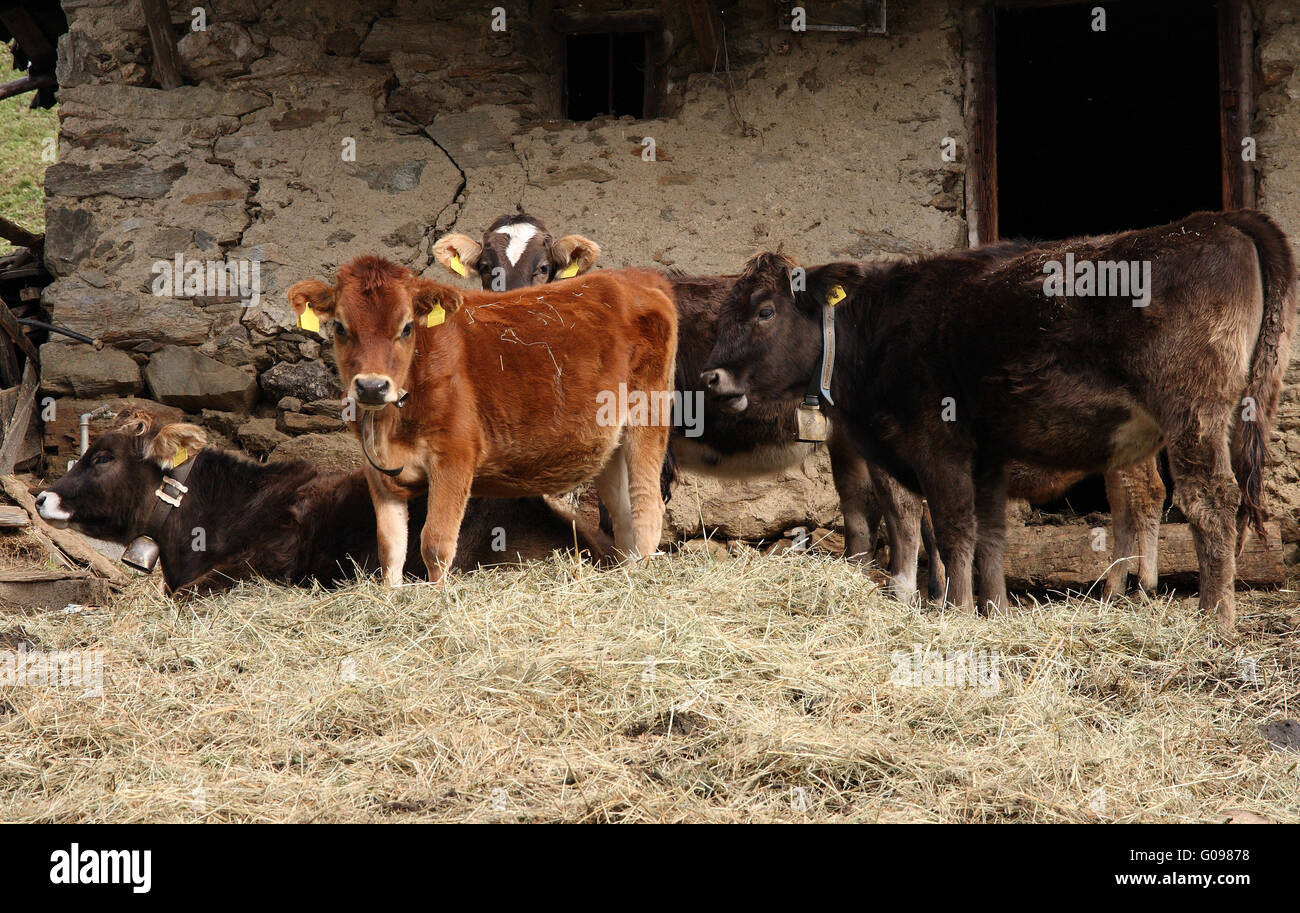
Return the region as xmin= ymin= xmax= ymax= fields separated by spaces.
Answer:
xmin=435 ymin=216 xmax=1165 ymax=603
xmin=701 ymin=211 xmax=1296 ymax=631
xmin=287 ymin=256 xmax=677 ymax=585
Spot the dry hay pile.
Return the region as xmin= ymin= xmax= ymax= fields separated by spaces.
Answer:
xmin=0 ymin=548 xmax=1297 ymax=822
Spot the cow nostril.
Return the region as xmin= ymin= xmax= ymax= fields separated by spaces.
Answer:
xmin=701 ymin=370 xmax=719 ymax=389
xmin=35 ymin=493 xmax=46 ymax=508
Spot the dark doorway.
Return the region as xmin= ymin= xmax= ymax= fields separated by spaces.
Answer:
xmin=995 ymin=0 xmax=1222 ymax=241
xmin=565 ymin=32 xmax=647 ymax=120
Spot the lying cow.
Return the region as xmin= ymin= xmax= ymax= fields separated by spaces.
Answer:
xmin=702 ymin=210 xmax=1296 ymax=630
xmin=287 ymin=256 xmax=677 ymax=585
xmin=433 ymin=213 xmax=601 ymax=290
xmin=34 ymin=413 xmax=611 ymax=594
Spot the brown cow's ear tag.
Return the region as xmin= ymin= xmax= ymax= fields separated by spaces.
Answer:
xmin=448 ymin=255 xmax=468 ymax=278
xmin=426 ymin=303 xmax=446 ymax=327
xmin=826 ymin=284 xmax=846 ymax=307
xmin=557 ymin=262 xmax=581 ymax=279
xmin=297 ymin=305 xmax=320 ymax=333
xmin=172 ymin=445 xmax=188 ymax=468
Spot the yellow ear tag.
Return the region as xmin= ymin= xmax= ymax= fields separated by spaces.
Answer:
xmin=172 ymin=446 xmax=188 ymax=468
xmin=826 ymin=285 xmax=846 ymax=307
xmin=426 ymin=303 xmax=446 ymax=327
xmin=448 ymin=254 xmax=468 ymax=278
xmin=557 ymin=262 xmax=581 ymax=279
xmin=297 ymin=305 xmax=320 ymax=333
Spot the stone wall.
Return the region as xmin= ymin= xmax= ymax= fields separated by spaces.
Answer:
xmin=35 ymin=0 xmax=1300 ymax=562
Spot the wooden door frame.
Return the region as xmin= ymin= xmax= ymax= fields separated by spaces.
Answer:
xmin=962 ymin=0 xmax=1254 ymax=246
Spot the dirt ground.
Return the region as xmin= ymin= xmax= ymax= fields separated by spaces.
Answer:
xmin=1 ymin=546 xmax=1296 ymax=823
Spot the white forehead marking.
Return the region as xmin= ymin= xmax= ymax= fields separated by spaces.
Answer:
xmin=494 ymin=223 xmax=540 ymax=266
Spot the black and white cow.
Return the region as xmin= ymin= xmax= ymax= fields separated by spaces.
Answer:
xmin=433 ymin=213 xmax=602 ymax=291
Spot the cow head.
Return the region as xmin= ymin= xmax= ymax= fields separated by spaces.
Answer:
xmin=288 ymin=256 xmax=464 ymax=409
xmin=34 ymin=413 xmax=207 ymax=542
xmin=433 ymin=213 xmax=601 ymax=291
xmin=699 ymin=253 xmax=865 ymax=413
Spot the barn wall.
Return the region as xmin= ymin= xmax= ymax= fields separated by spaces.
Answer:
xmin=36 ymin=0 xmax=1300 ymax=562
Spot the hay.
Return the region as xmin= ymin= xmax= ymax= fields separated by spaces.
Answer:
xmin=1 ymin=549 xmax=1297 ymax=822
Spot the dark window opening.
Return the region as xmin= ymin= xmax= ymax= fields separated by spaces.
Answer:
xmin=995 ymin=0 xmax=1221 ymax=241
xmin=565 ymin=32 xmax=647 ymax=120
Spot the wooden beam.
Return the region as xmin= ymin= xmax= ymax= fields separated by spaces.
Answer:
xmin=0 ymin=359 xmax=37 ymax=475
xmin=0 ymin=73 xmax=54 ymax=102
xmin=0 ymin=298 xmax=39 ymax=364
xmin=1218 ymin=0 xmax=1255 ymax=210
xmin=0 ymin=568 xmax=112 ymax=611
xmin=138 ymin=0 xmax=184 ymax=89
xmin=0 ymin=214 xmax=42 ymax=250
xmin=685 ymin=0 xmax=723 ymax=72
xmin=962 ymin=2 xmax=998 ymax=245
xmin=0 ymin=475 xmax=132 ymax=585
xmin=0 ymin=504 xmax=29 ymax=528
xmin=1002 ymin=521 xmax=1283 ymax=591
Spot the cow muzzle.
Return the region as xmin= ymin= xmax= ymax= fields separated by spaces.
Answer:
xmin=699 ymin=368 xmax=749 ymax=413
xmin=34 ymin=491 xmax=72 ymax=529
xmin=351 ymin=374 xmax=400 ymax=409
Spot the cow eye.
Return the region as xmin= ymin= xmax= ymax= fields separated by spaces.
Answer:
xmin=400 ymin=320 xmax=414 ymax=339
xmin=92 ymin=451 xmax=113 ymax=466
xmin=757 ymin=305 xmax=776 ymax=321
xmin=536 ymin=263 xmax=550 ymax=278
xmin=333 ymin=321 xmax=348 ymax=339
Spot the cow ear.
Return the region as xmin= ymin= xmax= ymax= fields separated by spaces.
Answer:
xmin=408 ymin=276 xmax=465 ymax=324
xmin=433 ymin=234 xmax=483 ymax=278
xmin=552 ymin=235 xmax=601 ymax=278
xmin=286 ymin=279 xmax=337 ymax=333
xmin=800 ymin=261 xmax=864 ymax=312
xmin=144 ymin=423 xmax=207 ymax=471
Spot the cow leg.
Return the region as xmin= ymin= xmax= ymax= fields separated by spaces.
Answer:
xmin=366 ymin=475 xmax=410 ymax=587
xmin=420 ymin=466 xmax=473 ymax=583
xmin=1103 ymin=457 xmax=1165 ymax=598
xmin=596 ymin=444 xmax=637 ymax=557
xmin=973 ymin=465 xmax=1008 ymax=615
xmin=915 ymin=459 xmax=976 ymax=613
xmin=828 ymin=426 xmax=879 ymax=561
xmin=1166 ymin=433 xmax=1239 ymax=632
xmin=919 ymin=504 xmax=947 ymax=600
xmin=869 ymin=466 xmax=922 ymax=604
xmin=622 ymin=423 xmax=669 ymax=559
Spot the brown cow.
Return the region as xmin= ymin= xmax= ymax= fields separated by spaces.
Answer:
xmin=434 ymin=213 xmax=601 ymax=291
xmin=287 ymin=256 xmax=677 ymax=584
xmin=34 ymin=413 xmax=611 ymax=593
xmin=702 ymin=211 xmax=1296 ymax=630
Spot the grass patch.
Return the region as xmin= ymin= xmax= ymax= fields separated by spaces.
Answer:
xmin=1 ymin=549 xmax=1296 ymax=822
xmin=0 ymin=58 xmax=58 ymax=254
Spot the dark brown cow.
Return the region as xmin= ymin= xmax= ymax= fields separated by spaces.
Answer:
xmin=288 ymin=256 xmax=677 ymax=584
xmin=34 ymin=414 xmax=611 ymax=593
xmin=702 ymin=211 xmax=1296 ymax=630
xmin=434 ymin=213 xmax=601 ymax=291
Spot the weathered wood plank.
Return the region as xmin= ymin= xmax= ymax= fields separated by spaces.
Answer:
xmin=138 ymin=0 xmax=184 ymax=89
xmin=0 ymin=505 xmax=29 ymax=528
xmin=1003 ymin=521 xmax=1283 ymax=591
xmin=0 ymin=360 xmax=38 ymax=474
xmin=0 ymin=569 xmax=111 ymax=611
xmin=0 ymin=298 xmax=39 ymax=364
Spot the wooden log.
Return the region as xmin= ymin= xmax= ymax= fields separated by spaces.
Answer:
xmin=0 ymin=568 xmax=111 ymax=611
xmin=138 ymin=0 xmax=185 ymax=89
xmin=685 ymin=0 xmax=723 ymax=71
xmin=0 ymin=73 xmax=55 ymax=102
xmin=0 ymin=504 xmax=29 ymax=528
xmin=1002 ymin=521 xmax=1284 ymax=591
xmin=0 ymin=475 xmax=131 ymax=585
xmin=0 ymin=298 xmax=39 ymax=364
xmin=0 ymin=360 xmax=37 ymax=474
xmin=0 ymin=215 xmax=41 ymax=250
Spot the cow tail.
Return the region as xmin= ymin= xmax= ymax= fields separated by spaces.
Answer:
xmin=1223 ymin=210 xmax=1298 ymax=541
